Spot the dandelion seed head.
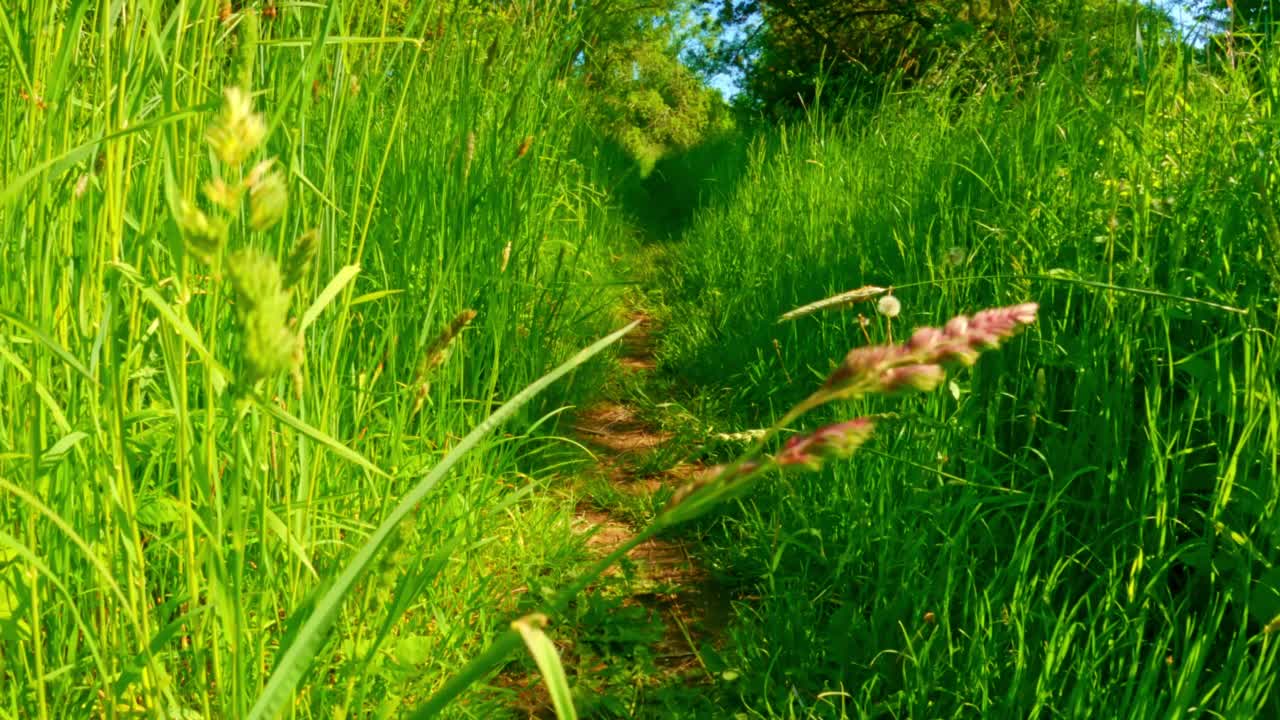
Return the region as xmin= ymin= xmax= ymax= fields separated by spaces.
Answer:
xmin=877 ymin=294 xmax=901 ymax=318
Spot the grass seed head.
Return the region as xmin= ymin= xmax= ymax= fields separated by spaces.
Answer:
xmin=879 ymin=363 xmax=946 ymax=394
xmin=914 ymin=303 xmax=1040 ymax=366
xmin=817 ymin=303 xmax=1038 ymax=404
xmin=516 ymin=135 xmax=534 ymax=159
xmin=283 ymin=230 xmax=319 ymax=289
xmin=464 ymin=131 xmax=477 ymax=179
xmin=203 ymin=176 xmax=244 ymax=210
xmin=228 ymin=249 xmax=298 ymax=383
xmin=177 ymin=199 xmax=228 ymax=265
xmin=411 ymin=309 xmax=478 ymax=414
xmin=236 ymin=9 xmax=259 ymax=89
xmin=207 ymin=87 xmax=266 ymax=166
xmin=248 ymin=164 xmax=288 ymax=231
xmin=775 ymin=418 xmax=876 ymax=471
xmin=665 ymin=460 xmax=763 ymax=510
xmin=778 ymin=285 xmax=887 ymax=322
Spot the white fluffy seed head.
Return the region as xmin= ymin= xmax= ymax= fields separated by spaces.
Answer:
xmin=877 ymin=294 xmax=902 ymax=318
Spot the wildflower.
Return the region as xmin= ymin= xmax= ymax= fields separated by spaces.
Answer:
xmin=207 ymin=87 xmax=266 ymax=166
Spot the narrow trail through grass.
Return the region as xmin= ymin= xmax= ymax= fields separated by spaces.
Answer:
xmin=500 ymin=241 xmax=740 ymax=717
xmin=571 ymin=306 xmax=729 ymax=654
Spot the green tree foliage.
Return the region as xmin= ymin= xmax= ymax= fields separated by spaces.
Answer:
xmin=1189 ymin=0 xmax=1278 ymax=30
xmin=576 ymin=1 xmax=728 ymax=169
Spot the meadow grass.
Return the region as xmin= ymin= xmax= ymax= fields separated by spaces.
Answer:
xmin=0 ymin=2 xmax=638 ymax=717
xmin=649 ymin=22 xmax=1280 ymax=719
xmin=3 ymin=2 xmax=1279 ymax=719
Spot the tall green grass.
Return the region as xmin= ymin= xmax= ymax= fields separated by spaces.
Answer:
xmin=656 ymin=22 xmax=1280 ymax=719
xmin=0 ymin=2 xmax=635 ymax=717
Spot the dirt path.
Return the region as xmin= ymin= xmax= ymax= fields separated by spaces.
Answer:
xmin=504 ymin=310 xmax=730 ymax=717
xmin=572 ymin=311 xmax=728 ymax=660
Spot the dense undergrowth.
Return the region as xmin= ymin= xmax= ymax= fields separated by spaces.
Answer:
xmin=648 ymin=21 xmax=1280 ymax=719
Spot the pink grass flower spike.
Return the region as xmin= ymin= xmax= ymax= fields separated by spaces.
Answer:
xmin=776 ymin=418 xmax=877 ymax=471
xmin=664 ymin=302 xmax=1038 ymax=517
xmin=819 ymin=302 xmax=1039 ymax=404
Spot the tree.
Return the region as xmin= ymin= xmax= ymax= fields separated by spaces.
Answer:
xmin=576 ymin=1 xmax=727 ymax=168
xmin=688 ymin=1 xmax=1165 ymax=113
xmin=1188 ymin=0 xmax=1278 ymax=30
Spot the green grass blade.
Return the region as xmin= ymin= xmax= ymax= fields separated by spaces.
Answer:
xmin=111 ymin=262 xmax=232 ymax=387
xmin=0 ymin=108 xmax=206 ymax=207
xmin=254 ymin=397 xmax=388 ymax=479
xmin=512 ymin=614 xmax=579 ymax=720
xmin=300 ymin=264 xmax=360 ymax=332
xmin=0 ymin=311 xmax=94 ymax=383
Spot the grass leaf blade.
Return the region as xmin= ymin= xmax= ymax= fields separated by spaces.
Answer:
xmin=255 ymin=397 xmax=388 ymax=479
xmin=512 ymin=614 xmax=578 ymax=720
xmin=0 ymin=311 xmax=95 ymax=383
xmin=301 ymin=264 xmax=361 ymax=332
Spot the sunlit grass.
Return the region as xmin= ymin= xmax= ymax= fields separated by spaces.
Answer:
xmin=3 ymin=1 xmax=1278 ymax=719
